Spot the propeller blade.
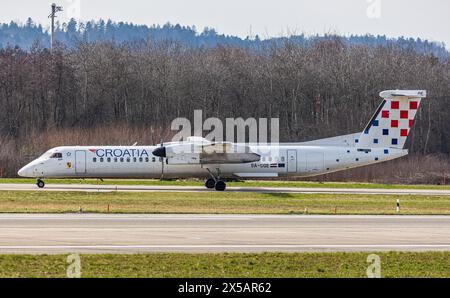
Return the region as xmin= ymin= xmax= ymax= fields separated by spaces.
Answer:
xmin=160 ymin=140 xmax=164 ymax=180
xmin=152 ymin=146 xmax=166 ymax=158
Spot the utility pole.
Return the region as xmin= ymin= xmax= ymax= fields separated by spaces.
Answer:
xmin=48 ymin=3 xmax=63 ymax=52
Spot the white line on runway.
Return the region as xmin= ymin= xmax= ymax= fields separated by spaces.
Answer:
xmin=1 ymin=244 xmax=450 ymax=249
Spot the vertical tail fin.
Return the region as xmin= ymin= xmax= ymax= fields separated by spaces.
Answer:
xmin=357 ymin=90 xmax=427 ymax=149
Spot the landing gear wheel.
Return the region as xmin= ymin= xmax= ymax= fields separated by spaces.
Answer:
xmin=205 ymin=178 xmax=216 ymax=189
xmin=36 ymin=179 xmax=45 ymax=189
xmin=214 ymin=180 xmax=226 ymax=191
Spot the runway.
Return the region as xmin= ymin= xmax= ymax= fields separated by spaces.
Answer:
xmin=0 ymin=214 xmax=450 ymax=253
xmin=1 ymin=183 xmax=450 ymax=196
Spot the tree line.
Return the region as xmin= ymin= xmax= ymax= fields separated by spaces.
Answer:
xmin=1 ymin=19 xmax=449 ymax=58
xmin=0 ymin=38 xmax=449 ymax=177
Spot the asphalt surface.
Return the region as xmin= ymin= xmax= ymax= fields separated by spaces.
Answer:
xmin=1 ymin=183 xmax=450 ymax=195
xmin=0 ymin=214 xmax=449 ymax=253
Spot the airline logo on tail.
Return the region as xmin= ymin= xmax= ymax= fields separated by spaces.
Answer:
xmin=358 ymin=90 xmax=426 ymax=149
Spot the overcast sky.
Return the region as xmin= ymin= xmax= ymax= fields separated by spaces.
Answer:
xmin=2 ymin=0 xmax=449 ymax=48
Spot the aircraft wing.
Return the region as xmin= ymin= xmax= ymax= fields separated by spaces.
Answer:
xmin=155 ymin=142 xmax=261 ymax=165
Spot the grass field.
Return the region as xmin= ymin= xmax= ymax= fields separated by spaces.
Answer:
xmin=0 ymin=252 xmax=449 ymax=278
xmin=0 ymin=190 xmax=449 ymax=214
xmin=1 ymin=178 xmax=449 ymax=190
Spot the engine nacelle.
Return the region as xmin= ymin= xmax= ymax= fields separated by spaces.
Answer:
xmin=154 ymin=139 xmax=261 ymax=165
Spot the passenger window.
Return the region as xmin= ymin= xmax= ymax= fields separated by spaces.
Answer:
xmin=126 ymin=158 xmax=131 ymax=162
xmin=120 ymin=158 xmax=124 ymax=162
xmin=100 ymin=158 xmax=104 ymax=162
xmin=139 ymin=158 xmax=143 ymax=162
xmin=93 ymin=157 xmax=97 ymax=162
xmin=114 ymin=158 xmax=118 ymax=162
xmin=107 ymin=158 xmax=111 ymax=162
xmin=146 ymin=157 xmax=150 ymax=162
xmin=133 ymin=157 xmax=137 ymax=162
xmin=151 ymin=157 xmax=155 ymax=162
xmin=281 ymin=156 xmax=285 ymax=162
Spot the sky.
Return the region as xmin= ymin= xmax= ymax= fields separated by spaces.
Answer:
xmin=1 ymin=0 xmax=449 ymax=48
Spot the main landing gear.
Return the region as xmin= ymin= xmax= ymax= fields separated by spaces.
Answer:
xmin=205 ymin=178 xmax=216 ymax=189
xmin=214 ymin=180 xmax=226 ymax=191
xmin=36 ymin=179 xmax=45 ymax=188
xmin=204 ymin=178 xmax=227 ymax=191
xmin=204 ymin=170 xmax=227 ymax=191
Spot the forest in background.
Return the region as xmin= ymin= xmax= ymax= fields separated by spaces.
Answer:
xmin=1 ymin=19 xmax=449 ymax=58
xmin=0 ymin=21 xmax=449 ymax=182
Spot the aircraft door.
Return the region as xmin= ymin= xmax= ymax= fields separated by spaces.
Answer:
xmin=287 ymin=150 xmax=297 ymax=173
xmin=75 ymin=150 xmax=86 ymax=174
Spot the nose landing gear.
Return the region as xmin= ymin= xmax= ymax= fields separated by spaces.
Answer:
xmin=36 ymin=179 xmax=45 ymax=188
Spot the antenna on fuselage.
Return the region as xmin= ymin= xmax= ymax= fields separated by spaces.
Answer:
xmin=132 ymin=142 xmax=138 ymax=146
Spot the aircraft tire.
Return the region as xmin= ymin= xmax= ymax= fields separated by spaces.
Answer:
xmin=205 ymin=178 xmax=216 ymax=189
xmin=214 ymin=180 xmax=226 ymax=191
xmin=37 ymin=179 xmax=45 ymax=188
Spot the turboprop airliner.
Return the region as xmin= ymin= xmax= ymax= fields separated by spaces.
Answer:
xmin=18 ymin=90 xmax=426 ymax=191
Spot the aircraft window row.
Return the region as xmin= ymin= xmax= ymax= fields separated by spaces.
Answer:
xmin=92 ymin=157 xmax=154 ymax=163
xmin=50 ymin=153 xmax=63 ymax=158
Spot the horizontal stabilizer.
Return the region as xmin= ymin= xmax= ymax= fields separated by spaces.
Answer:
xmin=379 ymin=90 xmax=426 ymax=99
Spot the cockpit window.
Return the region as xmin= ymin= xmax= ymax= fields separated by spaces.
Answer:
xmin=50 ymin=153 xmax=63 ymax=159
xmin=39 ymin=151 xmax=53 ymax=159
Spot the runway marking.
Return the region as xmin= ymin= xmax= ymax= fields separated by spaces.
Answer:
xmin=1 ymin=244 xmax=450 ymax=249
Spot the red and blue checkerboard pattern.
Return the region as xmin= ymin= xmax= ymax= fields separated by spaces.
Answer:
xmin=358 ymin=97 xmax=422 ymax=149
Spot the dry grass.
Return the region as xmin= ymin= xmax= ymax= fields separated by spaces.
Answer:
xmin=315 ymin=154 xmax=450 ymax=185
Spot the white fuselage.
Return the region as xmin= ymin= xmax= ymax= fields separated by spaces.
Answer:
xmin=18 ymin=144 xmax=407 ymax=179
xmin=17 ymin=90 xmax=425 ymax=183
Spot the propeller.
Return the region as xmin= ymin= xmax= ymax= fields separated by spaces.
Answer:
xmin=152 ymin=140 xmax=165 ymax=180
xmin=152 ymin=144 xmax=166 ymax=158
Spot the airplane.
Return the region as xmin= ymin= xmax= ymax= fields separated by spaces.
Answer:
xmin=18 ymin=90 xmax=426 ymax=191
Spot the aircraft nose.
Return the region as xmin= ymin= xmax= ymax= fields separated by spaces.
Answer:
xmin=18 ymin=164 xmax=34 ymax=177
